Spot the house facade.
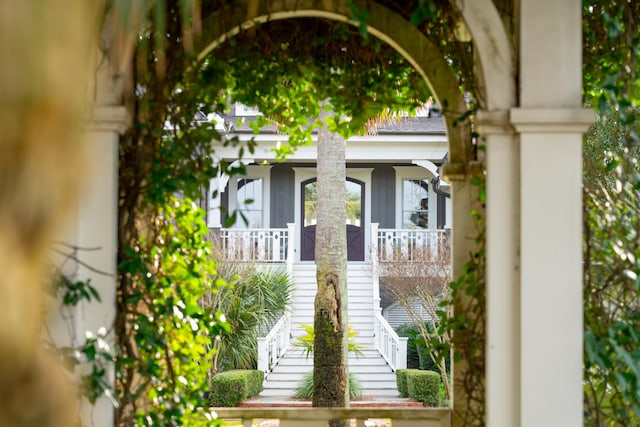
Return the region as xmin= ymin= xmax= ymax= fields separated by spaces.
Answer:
xmin=204 ymin=103 xmax=452 ymax=397
xmin=207 ymin=103 xmax=451 ymax=263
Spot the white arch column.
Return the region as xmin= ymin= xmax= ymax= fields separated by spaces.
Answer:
xmin=76 ymin=105 xmax=126 ymax=427
xmin=515 ymin=1 xmax=593 ymax=426
xmin=477 ymin=110 xmax=520 ymax=427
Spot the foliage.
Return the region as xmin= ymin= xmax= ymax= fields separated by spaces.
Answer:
xmin=379 ymin=235 xmax=452 ymax=399
xmin=582 ymin=2 xmax=640 ymax=425
xmin=397 ymin=368 xmax=442 ymax=406
xmin=114 ymin=3 xmax=246 ymax=425
xmin=428 ymin=175 xmax=485 ymax=422
xmin=117 ymin=198 xmax=229 ymax=427
xmin=209 ymin=370 xmax=264 ymax=407
xmin=396 ymin=369 xmax=419 ymax=398
xmin=407 ymin=370 xmax=442 ymax=407
xmin=292 ymin=323 xmax=364 ymax=360
xmin=395 ymin=323 xmax=449 ymax=373
xmin=201 ymin=262 xmax=294 ymax=373
xmin=210 ymin=18 xmax=432 ymax=156
xmin=583 ymin=134 xmax=640 ymax=425
xmin=43 ymin=260 xmax=117 ymax=411
xmin=293 ymin=371 xmax=362 ymax=400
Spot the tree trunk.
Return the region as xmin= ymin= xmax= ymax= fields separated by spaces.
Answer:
xmin=313 ymin=106 xmax=349 ymax=424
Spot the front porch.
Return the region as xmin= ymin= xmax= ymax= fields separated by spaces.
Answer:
xmin=214 ymin=225 xmax=450 ymax=400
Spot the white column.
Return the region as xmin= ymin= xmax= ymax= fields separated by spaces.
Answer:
xmin=78 ymin=105 xmax=126 ymax=427
xmin=477 ymin=110 xmax=520 ymax=427
xmin=207 ymin=175 xmax=222 ymax=228
xmin=512 ymin=109 xmax=592 ymax=427
xmin=518 ymin=0 xmax=591 ymax=425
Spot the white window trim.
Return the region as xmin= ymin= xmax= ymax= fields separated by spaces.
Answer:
xmin=228 ymin=165 xmax=272 ymax=228
xmin=393 ymin=166 xmax=437 ymax=230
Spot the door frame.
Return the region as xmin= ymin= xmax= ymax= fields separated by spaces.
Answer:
xmin=293 ymin=167 xmax=373 ymax=262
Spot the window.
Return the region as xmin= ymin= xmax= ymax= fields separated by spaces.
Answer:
xmin=236 ymin=178 xmax=263 ymax=228
xmin=402 ymin=179 xmax=429 ymax=229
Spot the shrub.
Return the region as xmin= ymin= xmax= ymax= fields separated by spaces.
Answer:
xmin=408 ymin=370 xmax=441 ymax=407
xmin=396 ymin=368 xmax=421 ymax=397
xmin=209 ymin=370 xmax=264 ymax=407
xmin=293 ymin=371 xmax=362 ymax=400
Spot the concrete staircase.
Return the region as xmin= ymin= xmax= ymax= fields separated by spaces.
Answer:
xmin=260 ymin=263 xmax=400 ymax=398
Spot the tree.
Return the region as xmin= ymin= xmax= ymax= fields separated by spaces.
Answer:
xmin=313 ymin=106 xmax=350 ymax=415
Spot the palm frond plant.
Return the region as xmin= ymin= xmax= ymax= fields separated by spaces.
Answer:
xmin=202 ymin=258 xmax=294 ymax=373
xmin=292 ymin=323 xmax=365 ymax=399
xmin=292 ymin=323 xmax=365 ymax=359
xmin=294 ymin=370 xmax=362 ymax=400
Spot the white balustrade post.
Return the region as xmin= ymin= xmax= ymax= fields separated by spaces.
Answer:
xmin=287 ymin=223 xmax=295 ymax=275
xmin=371 ymin=223 xmax=381 ymax=311
xmin=398 ymin=337 xmax=408 ymax=370
xmin=257 ymin=337 xmax=268 ymax=373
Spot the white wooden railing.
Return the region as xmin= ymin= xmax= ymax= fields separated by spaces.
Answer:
xmin=257 ymin=312 xmax=292 ymax=375
xmin=377 ymin=228 xmax=450 ymax=262
xmin=218 ymin=225 xmax=448 ymax=265
xmin=219 ymin=226 xmax=293 ymax=266
xmin=213 ymin=407 xmax=451 ymax=427
xmin=373 ymin=311 xmax=408 ymax=371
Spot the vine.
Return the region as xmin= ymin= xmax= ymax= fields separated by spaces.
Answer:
xmin=428 ymin=174 xmax=486 ymax=427
xmin=43 ymin=244 xmax=118 ymax=423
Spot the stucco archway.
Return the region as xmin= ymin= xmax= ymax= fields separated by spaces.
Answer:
xmin=78 ymin=1 xmax=591 ymax=426
xmin=191 ymin=3 xmax=504 ymax=423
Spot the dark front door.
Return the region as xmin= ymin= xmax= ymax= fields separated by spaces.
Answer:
xmin=301 ymin=178 xmax=365 ymax=261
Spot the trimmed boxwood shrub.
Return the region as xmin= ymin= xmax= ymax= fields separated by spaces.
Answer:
xmin=396 ymin=369 xmax=421 ymax=397
xmin=209 ymin=370 xmax=264 ymax=407
xmin=407 ymin=370 xmax=441 ymax=407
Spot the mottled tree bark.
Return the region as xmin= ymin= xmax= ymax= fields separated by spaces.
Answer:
xmin=313 ymin=107 xmax=349 ymax=426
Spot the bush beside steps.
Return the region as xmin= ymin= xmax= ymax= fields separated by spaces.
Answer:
xmin=396 ymin=369 xmax=441 ymax=407
xmin=209 ymin=370 xmax=264 ymax=407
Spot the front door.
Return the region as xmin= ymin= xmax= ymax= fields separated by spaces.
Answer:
xmin=301 ymin=178 xmax=365 ymax=261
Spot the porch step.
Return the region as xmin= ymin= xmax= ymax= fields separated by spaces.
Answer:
xmin=289 ymin=263 xmax=377 ymax=347
xmin=261 ymin=346 xmax=400 ymax=398
xmin=261 ymin=263 xmax=400 ymax=398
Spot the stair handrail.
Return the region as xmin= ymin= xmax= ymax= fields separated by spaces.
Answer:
xmin=257 ymin=311 xmax=292 ymax=375
xmin=373 ymin=311 xmax=408 ymax=371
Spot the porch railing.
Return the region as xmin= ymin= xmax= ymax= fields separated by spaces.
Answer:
xmin=373 ymin=311 xmax=408 ymax=371
xmin=377 ymin=228 xmax=450 ymax=262
xmin=257 ymin=312 xmax=292 ymax=375
xmin=213 ymin=407 xmax=451 ymax=427
xmin=219 ymin=227 xmax=290 ymax=263
xmin=218 ymin=226 xmax=449 ymax=265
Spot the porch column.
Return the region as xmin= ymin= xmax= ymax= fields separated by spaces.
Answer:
xmin=516 ymin=1 xmax=593 ymax=425
xmin=79 ymin=105 xmax=126 ymax=427
xmin=477 ymin=110 xmax=519 ymax=427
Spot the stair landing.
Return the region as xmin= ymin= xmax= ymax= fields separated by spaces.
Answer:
xmin=239 ymin=395 xmax=424 ymax=408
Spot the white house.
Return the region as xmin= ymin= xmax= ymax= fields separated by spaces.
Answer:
xmin=206 ymin=103 xmax=451 ymax=397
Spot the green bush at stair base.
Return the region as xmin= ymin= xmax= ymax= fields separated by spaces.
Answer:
xmin=209 ymin=370 xmax=264 ymax=407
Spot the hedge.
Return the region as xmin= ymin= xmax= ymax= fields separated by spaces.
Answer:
xmin=407 ymin=370 xmax=441 ymax=407
xmin=396 ymin=369 xmax=422 ymax=397
xmin=209 ymin=369 xmax=264 ymax=407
